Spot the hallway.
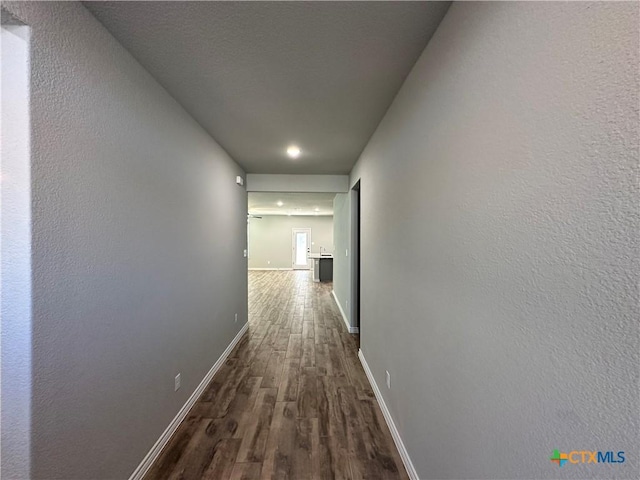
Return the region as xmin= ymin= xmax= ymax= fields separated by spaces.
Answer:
xmin=3 ymin=3 xmax=636 ymax=478
xmin=145 ymin=271 xmax=407 ymax=479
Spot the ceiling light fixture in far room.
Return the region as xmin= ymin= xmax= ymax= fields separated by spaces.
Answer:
xmin=286 ymin=145 xmax=301 ymax=158
xmin=277 ymin=200 xmax=284 ymax=207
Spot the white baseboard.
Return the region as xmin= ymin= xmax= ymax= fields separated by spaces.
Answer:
xmin=248 ymin=267 xmax=293 ymax=271
xmin=129 ymin=321 xmax=249 ymax=480
xmin=331 ymin=290 xmax=359 ymax=334
xmin=358 ymin=349 xmax=418 ymax=480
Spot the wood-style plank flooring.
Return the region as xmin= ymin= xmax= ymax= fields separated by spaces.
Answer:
xmin=145 ymin=270 xmax=408 ymax=480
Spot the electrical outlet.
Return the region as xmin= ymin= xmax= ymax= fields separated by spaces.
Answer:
xmin=267 ymin=260 xmax=271 ymax=265
xmin=243 ymin=249 xmax=247 ymax=258
xmin=235 ymin=313 xmax=238 ymax=323
xmin=386 ymin=371 xmax=391 ymax=389
xmin=175 ymin=373 xmax=181 ymax=391
xmin=346 ymin=249 xmax=348 ymax=257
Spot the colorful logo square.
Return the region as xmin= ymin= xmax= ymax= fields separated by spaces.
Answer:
xmin=550 ymin=450 xmax=568 ymax=467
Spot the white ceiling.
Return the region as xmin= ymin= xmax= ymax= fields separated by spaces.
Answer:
xmin=84 ymin=1 xmax=451 ymax=174
xmin=248 ymin=192 xmax=336 ymax=217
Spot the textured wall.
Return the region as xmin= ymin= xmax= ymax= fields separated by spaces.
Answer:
xmin=350 ymin=2 xmax=639 ymax=479
xmin=332 ymin=193 xmax=352 ymax=325
xmin=248 ymin=215 xmax=333 ymax=269
xmin=2 ymin=2 xmax=247 ymax=479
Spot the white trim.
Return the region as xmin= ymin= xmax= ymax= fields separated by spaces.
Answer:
xmin=331 ymin=290 xmax=359 ymax=334
xmin=358 ymin=350 xmax=418 ymax=480
xmin=248 ymin=267 xmax=293 ymax=271
xmin=128 ymin=322 xmax=249 ymax=480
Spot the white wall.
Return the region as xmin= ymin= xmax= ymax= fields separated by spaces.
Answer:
xmin=332 ymin=193 xmax=351 ymax=324
xmin=351 ymin=2 xmax=639 ymax=479
xmin=1 ymin=18 xmax=31 ymax=480
xmin=2 ymin=2 xmax=248 ymax=479
xmin=248 ymin=215 xmax=333 ymax=269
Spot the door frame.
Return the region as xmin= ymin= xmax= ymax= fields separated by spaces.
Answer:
xmin=291 ymin=227 xmax=312 ymax=270
xmin=350 ymin=181 xmax=361 ymax=335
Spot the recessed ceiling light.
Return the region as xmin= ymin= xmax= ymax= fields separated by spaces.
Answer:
xmin=277 ymin=201 xmax=283 ymax=207
xmin=314 ymin=207 xmax=320 ymax=212
xmin=287 ymin=145 xmax=301 ymax=158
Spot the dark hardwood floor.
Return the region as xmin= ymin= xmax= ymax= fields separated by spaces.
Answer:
xmin=145 ymin=270 xmax=408 ymax=480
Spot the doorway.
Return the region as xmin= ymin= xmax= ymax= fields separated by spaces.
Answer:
xmin=292 ymin=227 xmax=311 ymax=270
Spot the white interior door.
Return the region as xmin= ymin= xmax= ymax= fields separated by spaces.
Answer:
xmin=292 ymin=228 xmax=311 ymax=270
